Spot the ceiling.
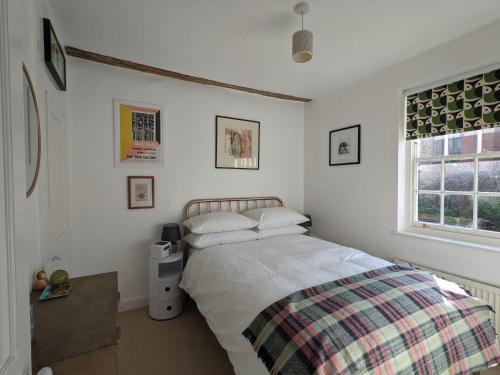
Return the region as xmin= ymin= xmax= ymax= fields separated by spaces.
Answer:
xmin=49 ymin=0 xmax=500 ymax=99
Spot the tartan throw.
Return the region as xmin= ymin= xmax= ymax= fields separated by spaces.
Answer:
xmin=243 ymin=265 xmax=500 ymax=375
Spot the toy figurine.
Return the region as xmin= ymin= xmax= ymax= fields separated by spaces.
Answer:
xmin=33 ymin=271 xmax=50 ymax=291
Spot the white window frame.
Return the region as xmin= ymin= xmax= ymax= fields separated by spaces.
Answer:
xmin=408 ymin=131 xmax=500 ymax=241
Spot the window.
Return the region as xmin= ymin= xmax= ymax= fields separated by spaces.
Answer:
xmin=411 ymin=128 xmax=500 ymax=238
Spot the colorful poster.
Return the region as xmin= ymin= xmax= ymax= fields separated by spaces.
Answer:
xmin=114 ymin=99 xmax=163 ymax=166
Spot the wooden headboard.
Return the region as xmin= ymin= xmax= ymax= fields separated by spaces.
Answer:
xmin=183 ymin=196 xmax=284 ymax=220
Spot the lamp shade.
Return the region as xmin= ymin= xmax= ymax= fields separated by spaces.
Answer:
xmin=292 ymin=29 xmax=313 ymax=63
xmin=161 ymin=223 xmax=181 ymax=242
xmin=300 ymin=214 xmax=312 ymax=228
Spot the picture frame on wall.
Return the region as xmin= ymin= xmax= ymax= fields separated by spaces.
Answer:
xmin=329 ymin=124 xmax=361 ymax=166
xmin=43 ymin=18 xmax=66 ymax=91
xmin=215 ymin=115 xmax=260 ymax=170
xmin=114 ymin=99 xmax=164 ymax=167
xmin=128 ymin=176 xmax=155 ymax=209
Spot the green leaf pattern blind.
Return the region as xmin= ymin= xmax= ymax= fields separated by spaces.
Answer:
xmin=406 ymin=68 xmax=500 ymax=140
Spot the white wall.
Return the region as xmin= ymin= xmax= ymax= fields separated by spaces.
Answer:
xmin=304 ymin=20 xmax=500 ymax=287
xmin=67 ymin=60 xmax=305 ymax=306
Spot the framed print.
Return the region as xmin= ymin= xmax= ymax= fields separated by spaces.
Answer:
xmin=329 ymin=124 xmax=361 ymax=166
xmin=215 ymin=115 xmax=260 ymax=170
xmin=114 ymin=99 xmax=163 ymax=167
xmin=128 ymin=176 xmax=155 ymax=209
xmin=43 ymin=18 xmax=66 ymax=91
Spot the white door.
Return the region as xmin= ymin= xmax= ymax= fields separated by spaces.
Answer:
xmin=0 ymin=0 xmax=32 ymax=373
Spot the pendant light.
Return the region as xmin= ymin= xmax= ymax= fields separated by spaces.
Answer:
xmin=292 ymin=2 xmax=313 ymax=63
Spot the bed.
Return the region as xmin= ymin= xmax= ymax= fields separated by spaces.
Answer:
xmin=179 ymin=197 xmax=499 ymax=375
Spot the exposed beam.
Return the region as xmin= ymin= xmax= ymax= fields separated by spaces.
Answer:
xmin=65 ymin=46 xmax=312 ymax=103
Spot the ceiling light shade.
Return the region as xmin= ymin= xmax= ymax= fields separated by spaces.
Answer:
xmin=293 ymin=29 xmax=313 ymax=63
xmin=292 ymin=2 xmax=313 ymax=63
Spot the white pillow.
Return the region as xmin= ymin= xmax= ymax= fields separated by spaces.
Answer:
xmin=241 ymin=207 xmax=308 ymax=230
xmin=183 ymin=230 xmax=258 ymax=249
xmin=254 ymin=225 xmax=307 ymax=239
xmin=182 ymin=211 xmax=258 ymax=234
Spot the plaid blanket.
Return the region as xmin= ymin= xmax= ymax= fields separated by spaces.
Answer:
xmin=243 ymin=265 xmax=500 ymax=375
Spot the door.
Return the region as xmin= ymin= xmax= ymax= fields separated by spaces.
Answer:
xmin=0 ymin=0 xmax=32 ymax=373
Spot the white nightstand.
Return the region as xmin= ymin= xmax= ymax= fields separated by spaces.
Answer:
xmin=149 ymin=251 xmax=184 ymax=320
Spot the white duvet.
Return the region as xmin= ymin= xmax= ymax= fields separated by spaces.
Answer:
xmin=179 ymin=234 xmax=391 ymax=375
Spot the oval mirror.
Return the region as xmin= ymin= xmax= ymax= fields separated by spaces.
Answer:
xmin=23 ymin=64 xmax=41 ymax=197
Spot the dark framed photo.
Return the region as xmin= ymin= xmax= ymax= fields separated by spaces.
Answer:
xmin=215 ymin=115 xmax=260 ymax=170
xmin=127 ymin=176 xmax=155 ymax=209
xmin=329 ymin=124 xmax=361 ymax=166
xmin=43 ymin=18 xmax=66 ymax=91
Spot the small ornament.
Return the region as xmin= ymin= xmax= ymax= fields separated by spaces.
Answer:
xmin=50 ymin=269 xmax=69 ymax=288
xmin=33 ymin=270 xmax=50 ymax=291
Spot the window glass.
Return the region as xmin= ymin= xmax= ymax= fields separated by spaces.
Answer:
xmin=478 ymin=158 xmax=500 ymax=192
xmin=481 ymin=127 xmax=500 ymax=153
xmin=444 ymin=160 xmax=474 ymax=191
xmin=419 ymin=136 xmax=444 ymax=157
xmin=417 ymin=162 xmax=441 ymax=191
xmin=478 ymin=196 xmax=500 ymax=232
xmin=447 ymin=132 xmax=477 ymax=155
xmin=444 ymin=195 xmax=473 ymax=228
xmin=417 ymin=193 xmax=440 ymax=224
xmin=413 ymin=128 xmax=499 ymax=237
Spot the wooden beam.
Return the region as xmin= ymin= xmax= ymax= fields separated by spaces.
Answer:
xmin=65 ymin=46 xmax=312 ymax=103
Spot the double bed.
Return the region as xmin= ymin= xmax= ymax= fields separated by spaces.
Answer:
xmin=179 ymin=197 xmax=499 ymax=375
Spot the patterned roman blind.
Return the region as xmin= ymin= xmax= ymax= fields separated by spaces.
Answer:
xmin=406 ymin=68 xmax=500 ymax=140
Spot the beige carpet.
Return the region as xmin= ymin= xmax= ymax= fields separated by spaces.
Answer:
xmin=118 ymin=299 xmax=234 ymax=375
xmin=117 ymin=300 xmax=500 ymax=375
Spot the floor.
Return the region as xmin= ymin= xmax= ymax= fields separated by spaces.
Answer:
xmin=46 ymin=299 xmax=500 ymax=374
xmin=118 ymin=299 xmax=234 ymax=375
xmin=117 ymin=299 xmax=500 ymax=375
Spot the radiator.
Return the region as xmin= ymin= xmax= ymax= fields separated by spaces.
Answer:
xmin=395 ymin=259 xmax=500 ymax=343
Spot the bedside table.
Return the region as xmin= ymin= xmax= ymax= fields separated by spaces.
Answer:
xmin=149 ymin=251 xmax=184 ymax=320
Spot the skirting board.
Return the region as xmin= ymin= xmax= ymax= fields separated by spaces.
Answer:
xmin=119 ymin=295 xmax=148 ymax=312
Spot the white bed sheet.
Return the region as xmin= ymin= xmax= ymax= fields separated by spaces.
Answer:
xmin=179 ymin=234 xmax=391 ymax=375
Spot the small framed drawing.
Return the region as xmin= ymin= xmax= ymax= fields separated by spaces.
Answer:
xmin=43 ymin=18 xmax=66 ymax=91
xmin=128 ymin=176 xmax=155 ymax=209
xmin=215 ymin=115 xmax=260 ymax=170
xmin=329 ymin=124 xmax=361 ymax=166
xmin=114 ymin=99 xmax=163 ymax=167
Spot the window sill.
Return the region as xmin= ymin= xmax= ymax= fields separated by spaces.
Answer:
xmin=392 ymin=229 xmax=500 ymax=254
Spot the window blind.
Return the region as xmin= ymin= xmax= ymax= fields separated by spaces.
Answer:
xmin=405 ymin=68 xmax=500 ymax=140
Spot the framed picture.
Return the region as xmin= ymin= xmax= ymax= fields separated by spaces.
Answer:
xmin=114 ymin=99 xmax=163 ymax=167
xmin=215 ymin=115 xmax=260 ymax=170
xmin=127 ymin=176 xmax=155 ymax=209
xmin=43 ymin=18 xmax=66 ymax=91
xmin=329 ymin=124 xmax=361 ymax=166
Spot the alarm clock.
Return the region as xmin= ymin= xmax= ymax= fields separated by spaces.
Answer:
xmin=150 ymin=241 xmax=171 ymax=259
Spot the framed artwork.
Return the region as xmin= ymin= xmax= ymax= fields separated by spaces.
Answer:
xmin=128 ymin=176 xmax=155 ymax=209
xmin=215 ymin=115 xmax=260 ymax=170
xmin=114 ymin=99 xmax=163 ymax=167
xmin=43 ymin=18 xmax=66 ymax=91
xmin=329 ymin=124 xmax=361 ymax=166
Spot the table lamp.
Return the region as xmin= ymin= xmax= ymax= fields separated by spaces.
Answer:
xmin=300 ymin=214 xmax=312 ymax=228
xmin=161 ymin=223 xmax=181 ymax=252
